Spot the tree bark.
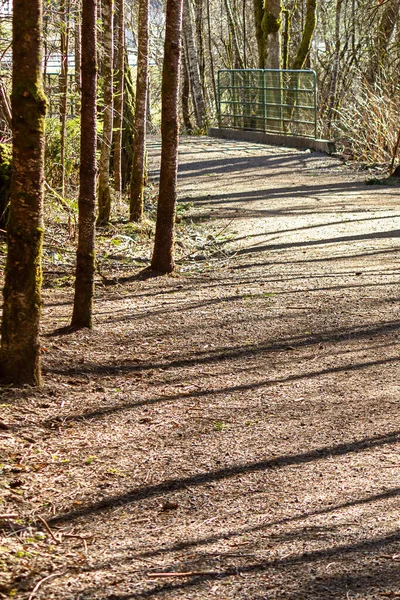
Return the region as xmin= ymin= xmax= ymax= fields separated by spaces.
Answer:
xmin=121 ymin=50 xmax=136 ymax=191
xmin=366 ymin=0 xmax=400 ymax=84
xmin=130 ymin=0 xmax=150 ymax=222
xmin=224 ymin=0 xmax=244 ymax=69
xmin=194 ymin=0 xmax=206 ymax=99
xmin=206 ymin=0 xmax=218 ymax=110
xmin=151 ymin=0 xmax=183 ymax=273
xmin=291 ymin=0 xmax=317 ymax=69
xmin=182 ymin=0 xmax=206 ymax=129
xmin=60 ymin=0 xmax=70 ymax=198
xmin=181 ymin=49 xmax=193 ymax=131
xmin=113 ymin=0 xmax=125 ymax=194
xmin=262 ymin=0 xmax=282 ymax=69
xmin=71 ymin=0 xmax=97 ymax=328
xmin=0 ymin=0 xmax=47 ymax=385
xmin=74 ymin=0 xmax=82 ymax=89
xmin=97 ymin=0 xmax=114 ymax=226
xmin=326 ymin=0 xmax=342 ymax=134
xmin=253 ymin=0 xmax=266 ymax=68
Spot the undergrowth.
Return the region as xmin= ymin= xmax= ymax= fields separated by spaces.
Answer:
xmin=333 ymin=80 xmax=400 ymax=166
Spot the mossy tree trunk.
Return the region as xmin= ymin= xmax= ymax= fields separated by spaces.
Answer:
xmin=253 ymin=0 xmax=266 ymax=68
xmin=291 ymin=0 xmax=317 ymax=69
xmin=60 ymin=0 xmax=70 ymax=198
xmin=151 ymin=0 xmax=183 ymax=273
xmin=0 ymin=143 xmax=11 ymax=229
xmin=71 ymin=0 xmax=97 ymax=328
xmin=120 ymin=51 xmax=136 ymax=191
xmin=130 ymin=0 xmax=149 ymax=222
xmin=262 ymin=0 xmax=282 ymax=69
xmin=0 ymin=0 xmax=47 ymax=386
xmin=113 ymin=0 xmax=125 ymax=194
xmin=97 ymin=0 xmax=114 ymax=226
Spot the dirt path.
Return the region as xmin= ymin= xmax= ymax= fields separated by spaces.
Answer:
xmin=1 ymin=137 xmax=400 ymax=599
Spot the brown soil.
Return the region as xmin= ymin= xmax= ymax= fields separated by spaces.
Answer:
xmin=1 ymin=137 xmax=399 ymax=600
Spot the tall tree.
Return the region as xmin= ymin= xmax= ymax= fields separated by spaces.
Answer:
xmin=253 ymin=0 xmax=266 ymax=68
xmin=326 ymin=0 xmax=343 ymax=134
xmin=71 ymin=0 xmax=97 ymax=328
xmin=291 ymin=0 xmax=317 ymax=69
xmin=366 ymin=0 xmax=400 ymax=84
xmin=97 ymin=0 xmax=114 ymax=226
xmin=59 ymin=0 xmax=70 ymax=197
xmin=0 ymin=0 xmax=47 ymax=385
xmin=151 ymin=0 xmax=184 ymax=273
xmin=130 ymin=0 xmax=150 ymax=222
xmin=224 ymin=0 xmax=244 ymax=68
xmin=113 ymin=0 xmax=125 ymax=195
xmin=183 ymin=0 xmax=206 ymax=129
xmin=74 ymin=0 xmax=82 ymax=89
xmin=262 ymin=0 xmax=282 ymax=68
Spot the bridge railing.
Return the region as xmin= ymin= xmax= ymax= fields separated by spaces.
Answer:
xmin=218 ymin=69 xmax=317 ymax=139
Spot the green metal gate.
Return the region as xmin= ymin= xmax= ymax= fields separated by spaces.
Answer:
xmin=218 ymin=69 xmax=317 ymax=139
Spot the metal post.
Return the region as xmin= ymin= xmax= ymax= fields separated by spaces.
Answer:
xmin=262 ymin=69 xmax=266 ymax=132
xmin=313 ymin=71 xmax=317 ymax=139
xmin=217 ymin=70 xmax=221 ymax=128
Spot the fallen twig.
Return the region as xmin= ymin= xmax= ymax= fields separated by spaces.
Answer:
xmin=147 ymin=571 xmax=219 ymax=578
xmin=37 ymin=516 xmax=60 ymax=543
xmin=28 ymin=572 xmax=64 ymax=600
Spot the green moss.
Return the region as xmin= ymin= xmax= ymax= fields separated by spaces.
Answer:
xmin=0 ymin=143 xmax=11 ymax=228
xmin=262 ymin=11 xmax=281 ymax=35
xmin=291 ymin=0 xmax=317 ymax=69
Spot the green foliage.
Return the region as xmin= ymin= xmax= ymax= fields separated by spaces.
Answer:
xmin=45 ymin=117 xmax=81 ymax=190
xmin=213 ymin=421 xmax=226 ymax=431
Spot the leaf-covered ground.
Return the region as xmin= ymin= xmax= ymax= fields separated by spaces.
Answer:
xmin=1 ymin=137 xmax=399 ymax=599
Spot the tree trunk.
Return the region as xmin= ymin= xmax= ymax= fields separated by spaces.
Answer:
xmin=113 ymin=0 xmax=125 ymax=194
xmin=97 ymin=0 xmax=114 ymax=226
xmin=206 ymin=0 xmax=218 ymax=110
xmin=130 ymin=0 xmax=150 ymax=222
xmin=60 ymin=0 xmax=70 ymax=198
xmin=291 ymin=0 xmax=317 ymax=69
xmin=262 ymin=0 xmax=282 ymax=69
xmin=71 ymin=0 xmax=97 ymax=328
xmin=121 ymin=51 xmax=136 ymax=191
xmin=253 ymin=0 xmax=266 ymax=68
xmin=0 ymin=0 xmax=47 ymax=385
xmin=74 ymin=0 xmax=82 ymax=89
xmin=224 ymin=0 xmax=244 ymax=68
xmin=181 ymin=50 xmax=193 ymax=131
xmin=282 ymin=7 xmax=293 ymax=70
xmin=182 ymin=0 xmax=206 ymax=129
xmin=326 ymin=0 xmax=342 ymax=134
xmin=366 ymin=0 xmax=400 ymax=85
xmin=194 ymin=0 xmax=206 ymax=99
xmin=151 ymin=0 xmax=183 ymax=273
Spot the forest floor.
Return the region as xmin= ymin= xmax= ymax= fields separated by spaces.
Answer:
xmin=1 ymin=136 xmax=400 ymax=600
